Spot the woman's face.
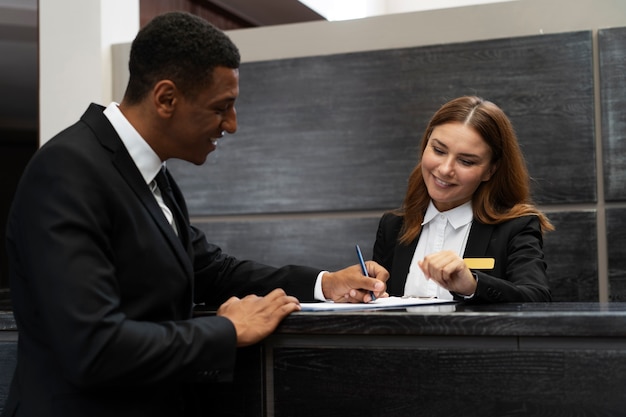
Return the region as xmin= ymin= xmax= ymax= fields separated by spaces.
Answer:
xmin=421 ymin=122 xmax=495 ymax=212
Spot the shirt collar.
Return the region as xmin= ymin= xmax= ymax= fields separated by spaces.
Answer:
xmin=422 ymin=200 xmax=473 ymax=230
xmin=103 ymin=102 xmax=164 ymax=184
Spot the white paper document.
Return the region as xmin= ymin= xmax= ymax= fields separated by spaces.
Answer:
xmin=300 ymin=296 xmax=457 ymax=311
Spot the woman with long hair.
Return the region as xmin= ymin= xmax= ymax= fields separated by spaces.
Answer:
xmin=373 ymin=96 xmax=553 ymax=303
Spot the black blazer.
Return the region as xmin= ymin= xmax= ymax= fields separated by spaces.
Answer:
xmin=3 ymin=104 xmax=321 ymax=417
xmin=373 ymin=212 xmax=551 ymax=303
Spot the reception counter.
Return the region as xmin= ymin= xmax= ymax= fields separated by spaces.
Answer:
xmin=202 ymin=302 xmax=626 ymax=417
xmin=2 ymin=303 xmax=626 ymax=416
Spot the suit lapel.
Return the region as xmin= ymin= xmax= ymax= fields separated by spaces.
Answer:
xmin=162 ymin=168 xmax=194 ymax=258
xmin=82 ymin=104 xmax=193 ymax=275
xmin=114 ymin=154 xmax=193 ymax=276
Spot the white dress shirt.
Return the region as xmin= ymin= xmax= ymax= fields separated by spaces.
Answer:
xmin=404 ymin=200 xmax=473 ymax=300
xmin=103 ymin=103 xmax=175 ymax=230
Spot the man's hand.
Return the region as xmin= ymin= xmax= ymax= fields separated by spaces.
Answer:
xmin=217 ymin=288 xmax=301 ymax=347
xmin=321 ymin=261 xmax=389 ymax=303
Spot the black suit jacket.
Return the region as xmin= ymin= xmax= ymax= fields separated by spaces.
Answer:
xmin=3 ymin=104 xmax=321 ymax=417
xmin=373 ymin=212 xmax=551 ymax=303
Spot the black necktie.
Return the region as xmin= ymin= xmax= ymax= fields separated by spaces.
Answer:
xmin=154 ymin=168 xmax=189 ymax=246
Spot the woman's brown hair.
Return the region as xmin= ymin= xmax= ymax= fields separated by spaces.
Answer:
xmin=397 ymin=96 xmax=553 ymax=245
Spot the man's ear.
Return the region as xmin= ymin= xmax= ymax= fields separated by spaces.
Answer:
xmin=153 ymin=80 xmax=177 ymax=118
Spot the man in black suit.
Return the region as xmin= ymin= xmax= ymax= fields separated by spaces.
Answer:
xmin=2 ymin=12 xmax=388 ymax=416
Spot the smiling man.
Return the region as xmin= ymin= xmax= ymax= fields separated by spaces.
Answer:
xmin=3 ymin=12 xmax=388 ymax=417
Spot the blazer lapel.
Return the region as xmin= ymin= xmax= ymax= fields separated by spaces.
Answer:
xmin=389 ymin=237 xmax=419 ymax=296
xmin=463 ymin=221 xmax=493 ymax=258
xmin=115 ymin=154 xmax=193 ymax=275
xmin=388 ymin=220 xmax=494 ymax=296
xmin=163 ymin=169 xmax=194 ymax=259
xmin=82 ymin=104 xmax=193 ymax=275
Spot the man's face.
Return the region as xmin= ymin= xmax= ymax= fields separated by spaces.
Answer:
xmin=170 ymin=66 xmax=239 ymax=165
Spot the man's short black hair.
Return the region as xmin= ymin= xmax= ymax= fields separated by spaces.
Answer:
xmin=124 ymin=11 xmax=241 ymax=103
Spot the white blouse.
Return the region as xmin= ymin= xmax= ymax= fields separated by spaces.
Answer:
xmin=404 ymin=200 xmax=473 ymax=299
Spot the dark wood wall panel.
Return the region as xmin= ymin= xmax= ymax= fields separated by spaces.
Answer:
xmin=169 ymin=30 xmax=595 ymax=215
xmin=191 ymin=209 xmax=597 ymax=302
xmin=599 ymin=27 xmax=626 ymax=202
xmin=166 ymin=29 xmax=624 ymax=302
xmin=607 ymin=208 xmax=626 ymax=301
xmin=193 ymin=216 xmax=381 ymax=271
xmin=172 ymin=29 xmax=602 ymax=302
xmin=543 ymin=211 xmax=598 ymax=302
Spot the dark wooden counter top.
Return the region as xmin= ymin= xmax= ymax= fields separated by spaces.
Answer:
xmin=4 ymin=302 xmax=626 ymax=337
xmin=274 ymin=302 xmax=626 ymax=337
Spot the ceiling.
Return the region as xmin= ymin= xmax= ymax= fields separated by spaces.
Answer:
xmin=0 ymin=0 xmax=323 ymax=132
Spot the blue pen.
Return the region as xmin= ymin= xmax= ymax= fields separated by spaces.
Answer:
xmin=355 ymin=244 xmax=376 ymax=301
